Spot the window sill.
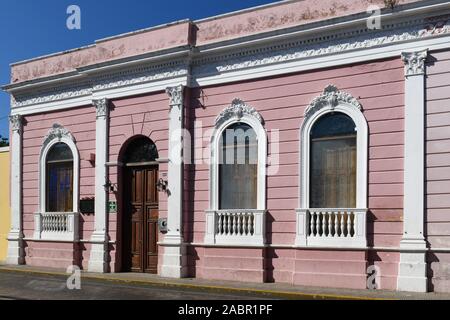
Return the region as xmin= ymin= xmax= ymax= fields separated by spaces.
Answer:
xmin=295 ymin=208 xmax=367 ymax=248
xmin=33 ymin=212 xmax=80 ymax=242
xmin=204 ymin=209 xmax=266 ymax=246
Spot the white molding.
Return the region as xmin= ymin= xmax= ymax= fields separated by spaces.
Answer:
xmin=160 ymin=85 xmax=189 ymax=278
xmin=209 ymin=99 xmax=267 ymax=212
xmin=397 ymin=49 xmax=428 ymax=293
xmin=6 ymin=13 xmax=450 ymax=116
xmin=88 ymin=98 xmax=110 ymax=273
xmin=38 ymin=124 xmax=80 ymax=214
xmin=6 ymin=115 xmax=24 ymax=265
xmin=205 ymin=99 xmax=267 ymax=246
xmin=299 ymin=85 xmax=368 ymax=210
xmin=0 ymin=147 xmax=9 ymax=153
xmin=296 ymin=85 xmax=368 ymax=248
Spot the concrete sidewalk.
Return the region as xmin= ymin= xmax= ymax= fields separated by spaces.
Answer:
xmin=0 ymin=265 xmax=449 ymax=300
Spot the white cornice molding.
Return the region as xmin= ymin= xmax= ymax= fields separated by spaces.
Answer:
xmin=6 ymin=12 xmax=450 ymax=114
xmin=215 ymin=98 xmax=264 ymax=128
xmin=193 ymin=16 xmax=450 ymax=75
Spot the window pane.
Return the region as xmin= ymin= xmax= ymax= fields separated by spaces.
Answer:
xmin=311 ymin=112 xmax=356 ymax=139
xmin=123 ymin=137 xmax=159 ymax=163
xmin=310 ymin=113 xmax=357 ymax=208
xmin=46 ymin=143 xmax=73 ymax=162
xmin=46 ymin=162 xmax=73 ymax=212
xmin=219 ymin=123 xmax=257 ymax=209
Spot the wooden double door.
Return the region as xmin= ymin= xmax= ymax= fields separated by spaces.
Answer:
xmin=123 ymin=165 xmax=159 ymax=273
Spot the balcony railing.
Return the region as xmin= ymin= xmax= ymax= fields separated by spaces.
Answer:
xmin=34 ymin=212 xmax=79 ymax=241
xmin=204 ymin=209 xmax=265 ymax=246
xmin=295 ymin=208 xmax=367 ymax=248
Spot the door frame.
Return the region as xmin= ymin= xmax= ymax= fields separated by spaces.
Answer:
xmin=120 ymin=161 xmax=160 ymax=273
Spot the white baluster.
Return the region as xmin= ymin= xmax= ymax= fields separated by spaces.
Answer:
xmin=347 ymin=211 xmax=352 ymax=238
xmin=326 ymin=212 xmax=331 ymax=237
xmin=322 ymin=212 xmax=326 ymax=237
xmin=334 ymin=212 xmax=339 ymax=237
xmin=309 ymin=212 xmax=315 ymax=236
xmin=315 ymin=212 xmax=320 ymax=237
xmin=340 ymin=212 xmax=345 ymax=238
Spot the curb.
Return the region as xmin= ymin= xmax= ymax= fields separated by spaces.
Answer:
xmin=0 ymin=267 xmax=387 ymax=300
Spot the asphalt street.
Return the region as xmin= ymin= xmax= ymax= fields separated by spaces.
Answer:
xmin=0 ymin=271 xmax=275 ymax=300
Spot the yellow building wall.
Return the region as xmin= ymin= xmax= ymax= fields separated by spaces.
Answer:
xmin=0 ymin=148 xmax=10 ymax=263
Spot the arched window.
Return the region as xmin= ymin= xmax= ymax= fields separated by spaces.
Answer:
xmin=296 ymin=85 xmax=368 ymax=248
xmin=205 ymin=99 xmax=267 ymax=246
xmin=310 ymin=112 xmax=357 ymax=208
xmin=39 ymin=124 xmax=79 ymax=214
xmin=300 ymin=85 xmax=368 ymax=210
xmin=122 ymin=136 xmax=159 ymax=164
xmin=46 ymin=143 xmax=74 ymax=212
xmin=219 ymin=123 xmax=258 ymax=209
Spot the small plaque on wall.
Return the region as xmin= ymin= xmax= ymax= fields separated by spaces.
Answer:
xmin=108 ymin=201 xmax=117 ymax=213
xmin=80 ymin=198 xmax=95 ymax=214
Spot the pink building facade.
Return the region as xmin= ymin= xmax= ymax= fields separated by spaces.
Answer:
xmin=3 ymin=0 xmax=450 ymax=293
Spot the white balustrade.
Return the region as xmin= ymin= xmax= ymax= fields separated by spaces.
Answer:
xmin=34 ymin=212 xmax=79 ymax=241
xmin=205 ymin=210 xmax=265 ymax=246
xmin=295 ymin=208 xmax=367 ymax=248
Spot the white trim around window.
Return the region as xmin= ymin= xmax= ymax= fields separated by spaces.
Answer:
xmin=35 ymin=124 xmax=80 ymax=241
xmin=296 ymin=85 xmax=368 ymax=248
xmin=205 ymin=99 xmax=267 ymax=246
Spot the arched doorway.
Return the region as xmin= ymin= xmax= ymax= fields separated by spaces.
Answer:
xmin=120 ymin=136 xmax=159 ymax=273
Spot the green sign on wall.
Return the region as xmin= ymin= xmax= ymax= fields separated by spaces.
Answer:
xmin=108 ymin=201 xmax=117 ymax=213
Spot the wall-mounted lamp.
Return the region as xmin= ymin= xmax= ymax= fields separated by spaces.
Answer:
xmin=103 ymin=180 xmax=117 ymax=193
xmin=156 ymin=178 xmax=168 ymax=193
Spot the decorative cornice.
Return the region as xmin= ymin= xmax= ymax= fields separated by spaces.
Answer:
xmin=9 ymin=114 xmax=23 ymax=133
xmin=43 ymin=124 xmax=75 ymax=146
xmin=93 ymin=98 xmax=109 ymax=118
xmin=8 ymin=15 xmax=450 ymax=110
xmin=304 ymin=85 xmax=362 ymax=121
xmin=215 ymin=98 xmax=264 ymax=128
xmin=166 ymin=85 xmax=184 ymax=108
xmin=401 ymin=50 xmax=428 ymax=76
xmin=193 ymin=17 xmax=449 ymax=75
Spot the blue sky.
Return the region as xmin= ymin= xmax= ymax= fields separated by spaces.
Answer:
xmin=0 ymin=0 xmax=278 ymax=139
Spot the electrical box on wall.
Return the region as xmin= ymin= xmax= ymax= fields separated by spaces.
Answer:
xmin=158 ymin=218 xmax=168 ymax=233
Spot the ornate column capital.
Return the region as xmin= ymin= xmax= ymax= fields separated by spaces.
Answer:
xmin=93 ymin=98 xmax=109 ymax=118
xmin=166 ymin=85 xmax=184 ymax=109
xmin=9 ymin=114 xmax=23 ymax=134
xmin=401 ymin=50 xmax=428 ymax=76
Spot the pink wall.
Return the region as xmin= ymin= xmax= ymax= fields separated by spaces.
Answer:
xmin=22 ymin=106 xmax=96 ymax=269
xmin=426 ymin=48 xmax=450 ymax=293
xmin=108 ymin=92 xmax=170 ymax=272
xmin=188 ymin=57 xmax=404 ymax=289
xmin=195 ymin=0 xmax=420 ymax=46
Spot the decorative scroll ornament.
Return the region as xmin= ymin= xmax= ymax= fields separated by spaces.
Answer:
xmin=9 ymin=114 xmax=23 ymax=133
xmin=304 ymin=85 xmax=362 ymax=121
xmin=166 ymin=85 xmax=184 ymax=108
xmin=93 ymin=98 xmax=109 ymax=118
xmin=43 ymin=124 xmax=75 ymax=146
xmin=215 ymin=98 xmax=264 ymax=128
xmin=401 ymin=50 xmax=428 ymax=76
